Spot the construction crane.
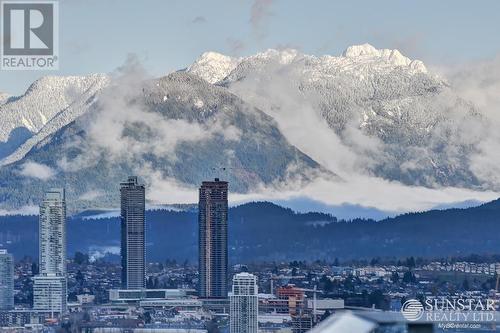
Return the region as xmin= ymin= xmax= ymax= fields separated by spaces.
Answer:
xmin=495 ymin=273 xmax=500 ymax=309
xmin=271 ymin=279 xmax=324 ymax=324
xmin=298 ymin=286 xmax=324 ymax=320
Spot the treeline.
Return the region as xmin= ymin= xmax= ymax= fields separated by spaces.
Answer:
xmin=0 ymin=199 xmax=499 ymax=262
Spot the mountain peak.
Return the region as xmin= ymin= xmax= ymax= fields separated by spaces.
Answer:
xmin=342 ymin=43 xmax=427 ymax=72
xmin=342 ymin=43 xmax=380 ymax=57
xmin=187 ymin=44 xmax=429 ymax=86
xmin=251 ymin=48 xmax=302 ymax=64
xmin=187 ymin=52 xmax=241 ymax=84
xmin=0 ymin=92 xmax=9 ymax=103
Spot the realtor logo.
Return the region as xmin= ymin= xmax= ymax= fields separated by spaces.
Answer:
xmin=1 ymin=1 xmax=59 ymax=70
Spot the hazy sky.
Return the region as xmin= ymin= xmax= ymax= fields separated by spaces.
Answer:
xmin=1 ymin=0 xmax=500 ymax=95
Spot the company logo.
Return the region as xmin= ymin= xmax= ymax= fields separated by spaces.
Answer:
xmin=401 ymin=299 xmax=424 ymax=321
xmin=401 ymin=297 xmax=497 ymax=327
xmin=1 ymin=1 xmax=59 ymax=70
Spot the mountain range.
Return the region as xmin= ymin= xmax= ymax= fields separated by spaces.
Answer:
xmin=188 ymin=44 xmax=483 ymax=189
xmin=0 ymin=44 xmax=496 ymax=213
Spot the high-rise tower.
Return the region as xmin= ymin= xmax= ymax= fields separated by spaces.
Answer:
xmin=198 ymin=178 xmax=228 ymax=298
xmin=0 ymin=249 xmax=14 ymax=310
xmin=230 ymin=272 xmax=259 ymax=333
xmin=34 ymin=188 xmax=67 ymax=314
xmin=120 ymin=176 xmax=146 ymax=289
xmin=39 ymin=188 xmax=66 ymax=276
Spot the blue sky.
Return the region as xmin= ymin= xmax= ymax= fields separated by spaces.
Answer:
xmin=1 ymin=0 xmax=500 ymax=95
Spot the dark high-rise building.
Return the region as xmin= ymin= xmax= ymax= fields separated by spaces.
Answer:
xmin=198 ymin=178 xmax=229 ymax=299
xmin=120 ymin=176 xmax=146 ymax=290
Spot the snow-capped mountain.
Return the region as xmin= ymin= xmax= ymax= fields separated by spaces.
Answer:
xmin=0 ymin=92 xmax=9 ymax=104
xmin=0 ymin=74 xmax=108 ymax=141
xmin=1 ymin=76 xmax=110 ymax=166
xmin=186 ymin=51 xmax=242 ymax=84
xmin=0 ymin=74 xmax=109 ymax=161
xmin=187 ymin=44 xmax=485 ymax=189
xmin=0 ymin=44 xmax=495 ymax=212
xmin=187 ymin=44 xmax=428 ymax=85
xmin=0 ymin=72 xmax=320 ymax=212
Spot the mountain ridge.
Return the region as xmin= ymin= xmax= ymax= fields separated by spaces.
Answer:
xmin=187 ymin=44 xmax=487 ymax=190
xmin=0 ymin=71 xmax=322 ymax=212
xmin=187 ymin=43 xmax=431 ymax=86
xmin=0 ymin=74 xmax=109 ymax=162
xmin=0 ymin=44 xmax=497 ymax=213
xmin=1 ymin=198 xmax=500 ymax=261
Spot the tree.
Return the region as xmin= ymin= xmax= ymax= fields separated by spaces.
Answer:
xmin=205 ymin=318 xmax=220 ymax=333
xmin=462 ymin=278 xmax=470 ymax=291
xmin=391 ymin=271 xmax=399 ymax=283
xmin=74 ymin=252 xmax=89 ymax=265
xmin=76 ymin=270 xmax=85 ymax=284
xmin=146 ymin=276 xmax=155 ymax=289
xmin=31 ymin=262 xmax=39 ymax=276
xmin=368 ymin=290 xmax=387 ymax=309
xmin=406 ymin=257 xmax=416 ymax=269
xmin=403 ymin=271 xmax=416 ymax=283
xmin=320 ymin=275 xmax=334 ymax=293
xmin=344 ymin=276 xmax=355 ymax=292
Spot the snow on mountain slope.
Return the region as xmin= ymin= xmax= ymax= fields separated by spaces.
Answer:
xmin=341 ymin=43 xmax=427 ymax=71
xmin=0 ymin=44 xmax=495 ymax=213
xmin=0 ymin=71 xmax=321 ymax=212
xmin=187 ymin=44 xmax=427 ymax=85
xmin=0 ymin=74 xmax=109 ymax=143
xmin=186 ymin=52 xmax=242 ymax=84
xmin=0 ymin=92 xmax=9 ymax=104
xmin=187 ymin=44 xmax=489 ymax=190
xmin=1 ymin=75 xmax=110 ymax=166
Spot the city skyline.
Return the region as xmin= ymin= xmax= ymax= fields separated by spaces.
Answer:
xmin=0 ymin=1 xmax=499 ymax=331
xmin=0 ymin=175 xmax=499 ymax=332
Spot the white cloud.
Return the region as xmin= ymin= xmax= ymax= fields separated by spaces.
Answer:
xmin=250 ymin=0 xmax=274 ymax=39
xmin=141 ymin=163 xmax=198 ymax=204
xmin=63 ymin=54 xmax=241 ymax=171
xmin=50 ymin=52 xmax=500 ymax=214
xmin=79 ymin=190 xmax=104 ymax=201
xmin=223 ymin=52 xmax=500 ymax=212
xmin=228 ymin=60 xmax=382 ymax=179
xmin=231 ymin=173 xmax=498 ymax=213
xmin=0 ymin=205 xmax=38 ymax=216
xmin=88 ymin=245 xmax=120 ymax=262
xmin=444 ymin=56 xmax=500 ymax=187
xmin=18 ymin=161 xmax=56 ymax=180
